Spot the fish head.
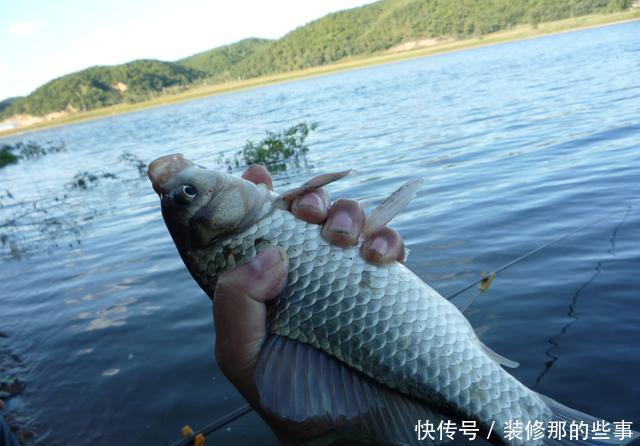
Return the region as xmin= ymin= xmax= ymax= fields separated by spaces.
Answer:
xmin=148 ymin=154 xmax=268 ymax=252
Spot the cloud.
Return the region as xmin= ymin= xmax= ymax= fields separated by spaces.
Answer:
xmin=8 ymin=20 xmax=44 ymax=38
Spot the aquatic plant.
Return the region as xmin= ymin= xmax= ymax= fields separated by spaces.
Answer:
xmin=118 ymin=151 xmax=148 ymax=176
xmin=0 ymin=183 xmax=101 ymax=259
xmin=0 ymin=140 xmax=66 ymax=168
xmin=0 ymin=148 xmax=151 ymax=258
xmin=219 ymin=122 xmax=317 ymax=173
xmin=0 ymin=146 xmax=18 ymax=167
xmin=242 ymin=122 xmax=317 ymax=168
xmin=16 ymin=140 xmax=66 ymax=159
xmin=67 ymin=151 xmax=146 ymax=190
xmin=68 ymin=171 xmax=117 ymax=189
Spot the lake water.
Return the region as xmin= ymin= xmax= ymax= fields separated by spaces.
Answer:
xmin=1 ymin=21 xmax=639 ymax=445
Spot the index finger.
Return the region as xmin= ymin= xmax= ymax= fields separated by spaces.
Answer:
xmin=242 ymin=164 xmax=273 ymax=190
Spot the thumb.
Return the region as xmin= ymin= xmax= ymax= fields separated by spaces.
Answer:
xmin=216 ymin=245 xmax=289 ymax=304
xmin=213 ymin=246 xmax=288 ymax=398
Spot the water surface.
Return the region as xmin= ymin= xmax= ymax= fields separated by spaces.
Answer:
xmin=1 ymin=21 xmax=639 ymax=445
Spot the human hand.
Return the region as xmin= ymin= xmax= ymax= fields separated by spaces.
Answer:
xmin=213 ymin=165 xmax=405 ymax=443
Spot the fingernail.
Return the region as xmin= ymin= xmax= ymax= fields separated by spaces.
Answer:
xmin=368 ymin=236 xmax=388 ymax=258
xmin=295 ymin=192 xmax=323 ymax=210
xmin=250 ymin=247 xmax=283 ymax=275
xmin=327 ymin=211 xmax=356 ymax=236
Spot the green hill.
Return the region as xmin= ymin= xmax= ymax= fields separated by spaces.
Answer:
xmin=3 ymin=60 xmax=205 ymax=117
xmin=178 ymin=38 xmax=272 ymax=79
xmin=0 ymin=97 xmax=21 ymax=114
xmin=232 ymin=0 xmax=619 ymax=78
xmin=1 ymin=0 xmax=630 ymax=119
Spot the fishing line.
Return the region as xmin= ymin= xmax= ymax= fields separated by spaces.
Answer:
xmin=444 ymin=210 xmax=619 ymax=301
xmin=170 ymin=206 xmax=632 ymax=446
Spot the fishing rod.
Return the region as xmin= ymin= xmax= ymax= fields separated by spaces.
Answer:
xmin=171 ymin=206 xmax=632 ymax=446
xmin=174 ymin=404 xmax=253 ymax=446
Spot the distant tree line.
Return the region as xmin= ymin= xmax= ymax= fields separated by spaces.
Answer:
xmin=1 ymin=0 xmax=631 ymax=119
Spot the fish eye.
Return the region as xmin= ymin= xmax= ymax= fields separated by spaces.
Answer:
xmin=174 ymin=184 xmax=198 ymax=205
xmin=182 ymin=185 xmax=198 ymax=198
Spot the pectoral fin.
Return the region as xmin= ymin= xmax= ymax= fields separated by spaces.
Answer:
xmin=362 ymin=180 xmax=423 ymax=237
xmin=479 ymin=341 xmax=519 ymax=369
xmin=275 ymin=171 xmax=351 ymax=209
xmin=255 ymin=335 xmax=452 ymax=445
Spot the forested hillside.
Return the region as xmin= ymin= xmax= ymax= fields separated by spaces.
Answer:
xmin=0 ymin=97 xmax=21 ymax=114
xmin=179 ymin=38 xmax=272 ymax=78
xmin=1 ymin=0 xmax=631 ymax=119
xmin=232 ymin=0 xmax=622 ymax=77
xmin=3 ymin=60 xmax=205 ymax=117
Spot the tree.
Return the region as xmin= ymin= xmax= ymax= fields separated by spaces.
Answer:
xmin=607 ymin=0 xmax=630 ymax=12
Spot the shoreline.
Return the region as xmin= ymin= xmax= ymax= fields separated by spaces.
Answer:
xmin=1 ymin=10 xmax=638 ymax=139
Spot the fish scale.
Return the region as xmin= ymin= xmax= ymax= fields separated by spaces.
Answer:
xmin=185 ymin=203 xmax=550 ymax=444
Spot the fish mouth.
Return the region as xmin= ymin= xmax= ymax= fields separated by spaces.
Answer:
xmin=148 ymin=153 xmax=194 ymax=195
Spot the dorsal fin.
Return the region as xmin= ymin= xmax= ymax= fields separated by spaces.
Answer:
xmin=274 ymin=170 xmax=351 ymax=209
xmin=362 ymin=179 xmax=423 ymax=237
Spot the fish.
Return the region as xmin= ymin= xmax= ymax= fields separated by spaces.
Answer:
xmin=148 ymin=153 xmax=638 ymax=446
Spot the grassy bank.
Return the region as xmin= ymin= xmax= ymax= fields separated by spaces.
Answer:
xmin=1 ymin=9 xmax=638 ymax=139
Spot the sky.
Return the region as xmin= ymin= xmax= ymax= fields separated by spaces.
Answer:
xmin=0 ymin=0 xmax=376 ymax=101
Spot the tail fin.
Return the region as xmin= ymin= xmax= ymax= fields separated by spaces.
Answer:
xmin=538 ymin=393 xmax=639 ymax=445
